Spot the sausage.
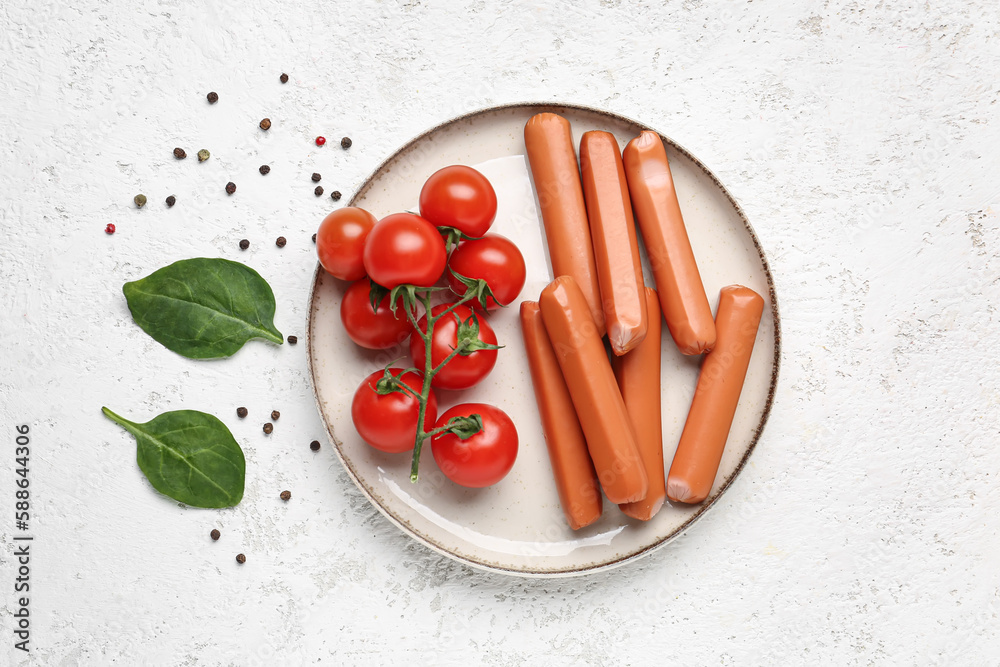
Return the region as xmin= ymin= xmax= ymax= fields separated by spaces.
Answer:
xmin=579 ymin=130 xmax=648 ymax=356
xmin=612 ymin=287 xmax=665 ymax=521
xmin=523 ymin=113 xmax=606 ymax=332
xmin=666 ymin=285 xmax=764 ymax=504
xmin=623 ymin=130 xmax=716 ymax=355
xmin=519 ymin=301 xmax=603 ymax=530
xmin=539 ymin=275 xmax=648 ymax=504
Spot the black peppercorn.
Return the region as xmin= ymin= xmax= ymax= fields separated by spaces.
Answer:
xmin=331 ymin=190 xmax=342 ymax=201
xmin=226 ymin=182 xmax=236 ymax=195
xmin=311 ymin=172 xmax=321 ymax=182
xmin=310 ymin=440 xmax=320 ymax=451
xmin=207 ymin=92 xmax=219 ymax=104
xmin=314 ymin=186 xmax=323 ymax=197
xmin=236 ymin=553 xmax=246 ymax=564
xmin=259 ymin=164 xmax=270 ymax=175
xmin=280 ymin=490 xmax=291 ymax=501
xmin=260 ymin=118 xmax=271 ymax=131
xmin=237 ymin=407 xmax=248 ymax=418
xmin=166 ymin=195 xmax=176 ymax=207
xmin=263 ymin=422 xmax=273 ymax=434
xmin=341 ymin=137 xmax=352 ymax=149
xmin=312 ymin=233 xmax=317 ymax=243
xmin=275 ymin=236 xmax=286 ymax=248
xmin=287 ymin=335 xmax=298 ymax=345
xmin=271 ymin=410 xmax=280 ymax=420
xmin=239 ymin=239 xmax=249 ymax=250
xmin=173 ymin=147 xmax=187 ymax=159
xmin=210 ymin=529 xmax=220 ymax=541
xmin=280 ymin=73 xmax=289 ymax=83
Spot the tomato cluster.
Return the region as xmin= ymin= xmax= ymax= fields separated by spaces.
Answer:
xmin=315 ymin=165 xmax=526 ymax=488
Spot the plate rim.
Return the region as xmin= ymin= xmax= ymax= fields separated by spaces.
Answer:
xmin=305 ymin=101 xmax=782 ymax=578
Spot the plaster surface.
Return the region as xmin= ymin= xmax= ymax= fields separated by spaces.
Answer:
xmin=1 ymin=1 xmax=998 ymax=664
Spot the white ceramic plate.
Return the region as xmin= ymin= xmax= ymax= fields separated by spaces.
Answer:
xmin=307 ymin=103 xmax=780 ymax=577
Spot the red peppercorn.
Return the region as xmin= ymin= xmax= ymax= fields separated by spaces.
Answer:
xmin=105 ymin=223 xmax=115 ymax=234
xmin=315 ymin=136 xmax=326 ymax=146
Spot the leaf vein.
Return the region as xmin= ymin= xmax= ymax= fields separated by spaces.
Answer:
xmin=127 ymin=286 xmax=273 ymax=339
xmin=142 ymin=431 xmax=237 ymax=502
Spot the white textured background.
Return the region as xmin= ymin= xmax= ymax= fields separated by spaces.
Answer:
xmin=2 ymin=0 xmax=999 ymax=664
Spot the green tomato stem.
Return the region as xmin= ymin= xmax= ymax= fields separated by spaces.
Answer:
xmin=422 ymin=422 xmax=459 ymax=440
xmin=407 ymin=289 xmax=482 ymax=482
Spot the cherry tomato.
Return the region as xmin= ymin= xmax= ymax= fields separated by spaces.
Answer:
xmin=409 ymin=304 xmax=498 ymax=390
xmin=340 ymin=280 xmax=414 ymax=349
xmin=447 ymin=234 xmax=526 ymax=310
xmin=316 ymin=207 xmax=377 ymax=281
xmin=418 ymin=165 xmax=497 ymax=238
xmin=362 ymin=213 xmax=447 ymax=288
xmin=351 ymin=369 xmax=437 ymax=453
xmin=431 ymin=403 xmax=518 ymax=488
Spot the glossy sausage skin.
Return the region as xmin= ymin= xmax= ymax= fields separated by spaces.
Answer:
xmin=579 ymin=131 xmax=648 ymax=356
xmin=520 ymin=301 xmax=603 ymax=530
xmin=623 ymin=131 xmax=716 ymax=355
xmin=612 ymin=287 xmax=665 ymax=521
xmin=666 ymin=285 xmax=764 ymax=504
xmin=539 ymin=276 xmax=648 ymax=504
xmin=523 ymin=113 xmax=605 ymax=332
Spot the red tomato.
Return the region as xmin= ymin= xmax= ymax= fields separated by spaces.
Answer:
xmin=351 ymin=369 xmax=437 ymax=453
xmin=340 ymin=280 xmax=414 ymax=349
xmin=418 ymin=165 xmax=497 ymax=238
xmin=362 ymin=213 xmax=447 ymax=288
xmin=431 ymin=403 xmax=518 ymax=488
xmin=409 ymin=304 xmax=498 ymax=390
xmin=447 ymin=234 xmax=526 ymax=310
xmin=316 ymin=207 xmax=377 ymax=281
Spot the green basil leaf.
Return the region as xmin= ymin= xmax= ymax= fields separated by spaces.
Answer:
xmin=102 ymin=407 xmax=246 ymax=508
xmin=123 ymin=257 xmax=283 ymax=359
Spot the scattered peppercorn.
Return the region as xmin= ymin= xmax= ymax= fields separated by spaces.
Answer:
xmin=239 ymin=239 xmax=250 ymax=250
xmin=263 ymin=422 xmax=273 ymax=434
xmin=259 ymin=118 xmax=271 ymax=131
xmin=237 ymin=407 xmax=248 ymax=418
xmin=312 ymin=233 xmax=317 ymax=243
xmin=311 ymin=172 xmax=321 ymax=182
xmin=331 ymin=190 xmax=342 ymax=201
xmin=166 ymin=195 xmax=176 ymax=207
xmin=280 ymin=490 xmax=291 ymax=501
xmin=226 ymin=182 xmax=236 ymax=195
xmin=310 ymin=440 xmax=320 ymax=451
xmin=259 ymin=164 xmax=270 ymax=175
xmin=280 ymin=73 xmax=289 ymax=84
xmin=287 ymin=335 xmax=298 ymax=345
xmin=315 ymin=136 xmax=326 ymax=146
xmin=211 ymin=529 xmax=221 ymax=541
xmin=236 ymin=553 xmax=246 ymax=564
xmin=276 ymin=236 xmax=286 ymax=248
xmin=271 ymin=410 xmax=280 ymax=420
xmin=207 ymin=92 xmax=219 ymax=104
xmin=198 ymin=149 xmax=210 ymax=162
xmin=314 ymin=186 xmax=324 ymax=197
xmin=105 ymin=223 xmax=116 ymax=235
xmin=173 ymin=147 xmax=187 ymax=159
xmin=341 ymin=136 xmax=352 ymax=149
xmin=134 ymin=194 xmax=147 ymax=208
